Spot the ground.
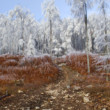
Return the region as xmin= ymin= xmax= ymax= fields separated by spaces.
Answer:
xmin=0 ymin=54 xmax=110 ymax=110
xmin=0 ymin=62 xmax=110 ymax=110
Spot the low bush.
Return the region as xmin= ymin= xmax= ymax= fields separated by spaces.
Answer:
xmin=0 ymin=55 xmax=59 ymax=87
xmin=64 ymin=53 xmax=110 ymax=75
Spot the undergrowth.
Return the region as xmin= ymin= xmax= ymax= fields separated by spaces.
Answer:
xmin=0 ymin=53 xmax=110 ymax=95
xmin=0 ymin=55 xmax=59 ymax=94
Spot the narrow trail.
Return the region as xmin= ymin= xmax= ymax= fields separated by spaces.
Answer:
xmin=42 ymin=62 xmax=92 ymax=110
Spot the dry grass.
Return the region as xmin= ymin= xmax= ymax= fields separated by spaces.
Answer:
xmin=85 ymin=75 xmax=105 ymax=84
xmin=65 ymin=54 xmax=96 ymax=75
xmin=55 ymin=53 xmax=110 ymax=85
xmin=85 ymin=85 xmax=110 ymax=98
xmin=0 ymin=55 xmax=59 ymax=89
xmin=64 ymin=53 xmax=110 ymax=75
xmin=0 ymin=53 xmax=110 ymax=95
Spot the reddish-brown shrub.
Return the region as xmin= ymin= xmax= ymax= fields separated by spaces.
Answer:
xmin=4 ymin=55 xmax=22 ymax=61
xmin=64 ymin=53 xmax=110 ymax=75
xmin=65 ymin=54 xmax=93 ymax=75
xmin=85 ymin=75 xmax=105 ymax=84
xmin=18 ymin=55 xmax=53 ymax=67
xmin=2 ymin=60 xmax=18 ymax=67
xmin=0 ymin=56 xmax=6 ymax=65
xmin=0 ymin=55 xmax=59 ymax=87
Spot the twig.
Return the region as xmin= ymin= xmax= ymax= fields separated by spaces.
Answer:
xmin=0 ymin=93 xmax=10 ymax=100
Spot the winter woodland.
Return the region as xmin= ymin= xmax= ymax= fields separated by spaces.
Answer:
xmin=0 ymin=0 xmax=110 ymax=57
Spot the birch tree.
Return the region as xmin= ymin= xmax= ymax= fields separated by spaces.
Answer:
xmin=26 ymin=34 xmax=37 ymax=56
xmin=66 ymin=0 xmax=93 ymax=73
xmin=42 ymin=0 xmax=61 ymax=56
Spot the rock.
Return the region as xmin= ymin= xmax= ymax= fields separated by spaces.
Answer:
xmin=4 ymin=106 xmax=7 ymax=109
xmin=86 ymin=85 xmax=93 ymax=88
xmin=73 ymin=86 xmax=81 ymax=91
xmin=46 ymin=89 xmax=59 ymax=96
xmin=41 ymin=101 xmax=48 ymax=107
xmin=63 ymin=94 xmax=69 ymax=99
xmin=31 ymin=96 xmax=34 ymax=98
xmin=67 ymin=85 xmax=70 ymax=89
xmin=76 ymin=100 xmax=80 ymax=103
xmin=41 ymin=93 xmax=44 ymax=95
xmin=51 ymin=96 xmax=56 ymax=99
xmin=83 ymin=97 xmax=89 ymax=103
xmin=61 ymin=90 xmax=67 ymax=94
xmin=85 ymin=93 xmax=89 ymax=97
xmin=35 ymin=106 xmax=40 ymax=109
xmin=18 ymin=90 xmax=23 ymax=93
xmin=68 ymin=107 xmax=73 ymax=109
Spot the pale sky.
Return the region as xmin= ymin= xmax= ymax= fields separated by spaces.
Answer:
xmin=0 ymin=0 xmax=71 ymax=20
xmin=0 ymin=0 xmax=109 ymax=21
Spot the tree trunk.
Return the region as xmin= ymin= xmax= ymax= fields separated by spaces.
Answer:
xmin=91 ymin=37 xmax=95 ymax=53
xmin=84 ymin=3 xmax=90 ymax=74
xmin=42 ymin=33 xmax=46 ymax=54
xmin=21 ymin=18 xmax=24 ymax=55
xmin=50 ymin=19 xmax=52 ymax=57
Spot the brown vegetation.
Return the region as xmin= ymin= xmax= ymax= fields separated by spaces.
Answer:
xmin=64 ymin=53 xmax=110 ymax=75
xmin=0 ymin=55 xmax=59 ymax=94
xmin=0 ymin=53 xmax=110 ymax=95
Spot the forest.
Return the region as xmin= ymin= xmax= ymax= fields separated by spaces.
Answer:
xmin=0 ymin=0 xmax=110 ymax=56
xmin=0 ymin=0 xmax=110 ymax=110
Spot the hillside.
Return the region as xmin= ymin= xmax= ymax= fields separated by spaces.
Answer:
xmin=0 ymin=53 xmax=110 ymax=110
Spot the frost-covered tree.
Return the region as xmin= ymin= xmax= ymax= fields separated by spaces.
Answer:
xmin=0 ymin=14 xmax=14 ymax=54
xmin=88 ymin=14 xmax=110 ymax=53
xmin=39 ymin=21 xmax=49 ymax=54
xmin=18 ymin=39 xmax=25 ymax=55
xmin=0 ymin=6 xmax=39 ymax=55
xmin=88 ymin=15 xmax=96 ymax=53
xmin=9 ymin=6 xmax=26 ymax=54
xmin=60 ymin=18 xmax=74 ymax=53
xmin=72 ymin=18 xmax=86 ymax=51
xmin=26 ymin=34 xmax=37 ymax=56
xmin=66 ymin=0 xmax=93 ymax=73
xmin=42 ymin=0 xmax=61 ymax=56
xmin=7 ymin=6 xmax=39 ymax=55
xmin=96 ymin=0 xmax=110 ymax=54
xmin=96 ymin=0 xmax=110 ymax=81
xmin=0 ymin=3 xmax=110 ymax=57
